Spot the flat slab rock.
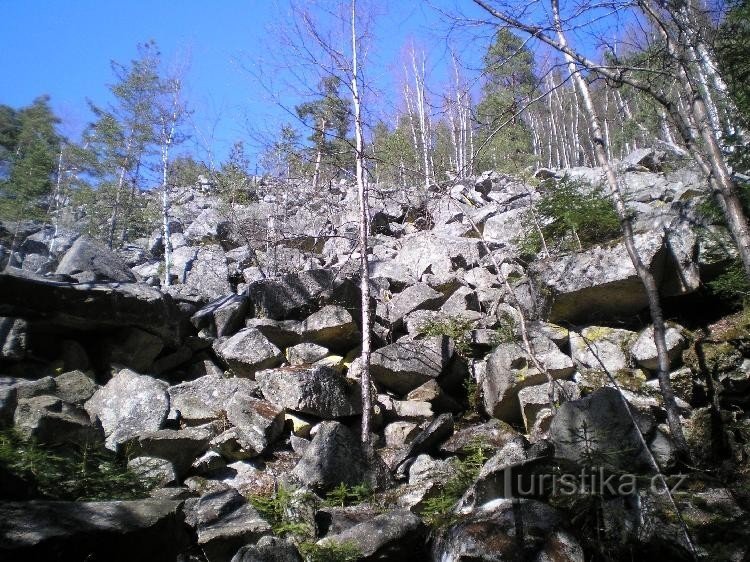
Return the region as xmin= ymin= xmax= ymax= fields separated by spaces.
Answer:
xmin=0 ymin=499 xmax=189 ymax=562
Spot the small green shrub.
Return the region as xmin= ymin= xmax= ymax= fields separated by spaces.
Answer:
xmin=707 ymin=259 xmax=750 ymax=305
xmin=492 ymin=312 xmax=517 ymax=344
xmin=298 ymin=540 xmax=361 ymax=562
xmin=248 ymin=484 xmax=313 ymax=537
xmin=322 ymin=482 xmax=373 ymax=508
xmin=520 ymin=177 xmax=621 ymax=258
xmin=0 ymin=429 xmax=152 ymax=501
xmin=418 ymin=316 xmax=475 ymax=357
xmin=421 ymin=440 xmax=488 ymax=528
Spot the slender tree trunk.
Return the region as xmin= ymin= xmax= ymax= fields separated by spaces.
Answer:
xmin=351 ymin=0 xmax=372 ymax=445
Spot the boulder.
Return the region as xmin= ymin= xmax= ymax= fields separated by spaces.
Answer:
xmin=441 ymin=419 xmax=524 ymax=455
xmin=231 ymin=536 xmax=302 ymax=562
xmin=256 ymin=365 xmax=361 ymax=419
xmin=0 ymin=499 xmax=189 ymax=562
xmin=0 ymin=383 xmax=17 ymax=426
xmin=518 ymin=380 xmax=581 ymax=433
xmin=247 ymin=269 xmax=348 ymax=320
xmin=0 ymin=268 xmax=182 ymax=344
xmin=432 ymin=499 xmax=572 ymax=561
xmin=187 ymin=489 xmax=271 ymax=562
xmin=226 ymin=394 xmax=285 ymax=455
xmin=298 ymin=305 xmax=360 ymax=350
xmin=127 ymin=456 xmax=177 ymax=487
xmin=570 ymin=326 xmax=637 ymax=373
xmin=55 ymin=235 xmax=136 ymax=283
xmin=0 ymin=317 xmax=27 ymax=360
xmin=286 ymin=342 xmax=329 ymax=365
xmin=245 ymin=318 xmax=302 ymax=349
xmin=191 ymin=295 xmax=250 ymax=338
xmin=631 ymin=324 xmax=687 ymax=371
xmin=168 ymin=374 xmax=258 ymax=424
xmin=381 ymin=283 xmax=445 ymax=326
xmin=121 ymin=425 xmax=217 ymax=477
xmin=184 ymin=207 xmax=231 ymax=244
xmin=392 ymin=413 xmax=454 ymax=470
xmin=213 ymin=328 xmax=283 ymax=378
xmin=184 ymin=245 xmax=232 ymax=301
xmin=54 ymin=370 xmax=98 ymax=404
xmin=104 ymin=327 xmax=164 ymax=372
xmin=85 ymin=369 xmax=170 ymax=451
xmin=482 ymin=335 xmax=575 ymax=422
xmin=370 ymin=336 xmax=454 ymax=395
xmin=394 ymin=233 xmax=486 ymax=280
xmin=384 ymin=421 xmax=420 ymax=448
xmin=14 ymin=395 xmax=104 ymax=447
xmin=549 ymin=386 xmax=651 ymax=471
xmin=318 ymin=510 xmax=426 ymax=560
xmin=532 ymin=232 xmax=667 ymax=323
xmin=291 ymin=421 xmax=389 ymax=493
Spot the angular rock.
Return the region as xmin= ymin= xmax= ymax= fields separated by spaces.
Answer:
xmin=518 ymin=380 xmax=580 ymax=433
xmin=406 ymin=379 xmax=462 ymax=413
xmin=85 ymin=369 xmax=170 ymax=451
xmin=245 ymin=318 xmax=302 ymax=349
xmin=292 ymin=421 xmax=390 ymax=493
xmin=56 ymin=235 xmax=136 ymax=283
xmin=213 ymin=328 xmax=283 ymax=378
xmin=631 ymin=324 xmax=687 ymax=371
xmin=319 ymin=510 xmax=426 ymax=560
xmin=122 ymin=425 xmax=217 ymax=476
xmin=231 ymin=536 xmax=302 ymax=562
xmin=184 ymin=245 xmax=232 ymax=301
xmin=441 ymin=419 xmax=523 ymax=455
xmin=256 ymin=365 xmax=361 ymax=419
xmin=247 ymin=269 xmax=346 ymax=320
xmin=54 ymin=370 xmax=98 ymax=404
xmin=187 ymin=488 xmax=271 ymax=562
xmin=370 ymin=336 xmax=454 ymax=395
xmin=226 ymin=394 xmax=285 ymax=454
xmin=0 ymin=383 xmax=17 ymax=426
xmin=392 ymin=413 xmax=454 ymax=470
xmin=549 ymin=387 xmax=650 ymax=471
xmin=0 ymin=317 xmax=27 ymax=360
xmin=286 ymin=342 xmax=329 ymax=365
xmin=482 ymin=335 xmax=575 ymax=422
xmin=104 ymin=327 xmax=164 ymax=373
xmin=14 ymin=395 xmax=104 ymax=447
xmin=127 ymin=456 xmax=177 ymax=487
xmin=298 ymin=305 xmax=360 ymax=350
xmin=11 ymin=376 xmax=56 ymax=400
xmin=0 ymin=268 xmax=182 ymax=344
xmin=394 ymin=233 xmax=486 ymax=280
xmin=382 ymin=283 xmax=445 ymax=326
xmin=384 ymin=421 xmax=420 ymax=448
xmin=191 ymin=294 xmax=250 ymax=338
xmin=570 ymin=326 xmax=637 ymax=373
xmin=532 ymin=232 xmax=667 ymax=323
xmin=168 ymin=374 xmax=258 ymax=424
xmin=0 ymin=499 xmax=189 ymax=562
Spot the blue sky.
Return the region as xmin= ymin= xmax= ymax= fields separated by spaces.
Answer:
xmin=0 ymin=0 xmax=466 ymax=166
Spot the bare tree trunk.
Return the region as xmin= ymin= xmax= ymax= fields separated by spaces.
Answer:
xmin=351 ymin=0 xmax=372 ymax=445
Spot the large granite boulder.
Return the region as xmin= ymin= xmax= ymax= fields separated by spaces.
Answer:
xmin=191 ymin=294 xmax=249 ymax=338
xmin=0 ymin=499 xmax=189 ymax=562
xmin=85 ymin=369 xmax=170 ymax=451
xmin=213 ymin=328 xmax=283 ymax=378
xmin=55 ymin=235 xmax=136 ymax=283
xmin=630 ymin=324 xmax=687 ymax=371
xmin=256 ymin=365 xmax=361 ymax=419
xmin=297 ymin=304 xmax=360 ymax=350
xmin=168 ymin=374 xmax=258 ymax=424
xmin=14 ymin=395 xmax=104 ymax=447
xmin=570 ymin=326 xmax=637 ymax=373
xmin=370 ymin=336 xmax=454 ymax=396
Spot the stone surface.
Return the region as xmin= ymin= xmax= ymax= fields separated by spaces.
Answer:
xmin=231 ymin=536 xmax=302 ymax=562
xmin=256 ymin=365 xmax=361 ymax=419
xmin=247 ymin=269 xmax=345 ymax=320
xmin=104 ymin=327 xmax=164 ymax=372
xmin=0 ymin=317 xmax=27 ymax=360
xmin=0 ymin=499 xmax=189 ymax=562
xmin=298 ymin=305 xmax=359 ymax=350
xmin=549 ymin=387 xmax=650 ymax=471
xmin=318 ymin=510 xmax=426 ymax=560
xmin=291 ymin=421 xmax=389 ymax=493
xmin=14 ymin=395 xmax=104 ymax=447
xmin=85 ymin=369 xmax=170 ymax=451
xmin=226 ymin=394 xmax=285 ymax=455
xmin=382 ymin=282 xmax=445 ymax=326
xmin=286 ymin=342 xmax=329 ymax=365
xmin=441 ymin=419 xmax=524 ymax=455
xmin=168 ymin=374 xmax=258 ymax=424
xmin=631 ymin=324 xmax=687 ymax=371
xmin=56 ymin=235 xmax=136 ymax=283
xmin=191 ymin=294 xmax=249 ymax=338
xmin=518 ymin=380 xmax=581 ymax=433
xmin=122 ymin=426 xmax=216 ymax=477
xmin=54 ymin=370 xmax=99 ymax=404
xmin=213 ymin=328 xmax=283 ymax=378
xmin=370 ymin=336 xmax=454 ymax=395
xmin=570 ymin=326 xmax=637 ymax=373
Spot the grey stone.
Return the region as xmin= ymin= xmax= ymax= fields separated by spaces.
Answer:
xmin=122 ymin=425 xmax=217 ymax=476
xmin=245 ymin=318 xmax=302 ymax=349
xmin=184 ymin=245 xmax=232 ymax=301
xmin=247 ymin=269 xmax=344 ymax=320
xmin=213 ymin=327 xmax=283 ymax=378
xmin=127 ymin=456 xmax=177 ymax=487
xmin=570 ymin=326 xmax=637 ymax=373
xmin=392 ymin=413 xmax=454 ymax=470
xmin=104 ymin=327 xmax=164 ymax=372
xmin=318 ymin=510 xmax=425 ymax=560
xmin=191 ymin=294 xmax=250 ymax=338
xmin=54 ymin=370 xmax=98 ymax=404
xmin=631 ymin=324 xmax=687 ymax=371
xmin=370 ymin=336 xmax=454 ymax=395
xmin=441 ymin=419 xmax=524 ymax=455
xmin=12 ymin=376 xmax=56 ymax=400
xmin=168 ymin=374 xmax=259 ymax=425
xmin=292 ymin=421 xmax=390 ymax=493
xmin=85 ymin=368 xmax=170 ymax=451
xmin=14 ymin=395 xmax=104 ymax=447
xmin=549 ymin=386 xmax=650 ymax=471
xmin=0 ymin=317 xmax=27 ymax=360
xmin=256 ymin=365 xmax=361 ymax=419
xmin=0 ymin=383 xmax=17 ymax=426
xmin=298 ymin=304 xmax=360 ymax=350
xmin=384 ymin=421 xmax=420 ymax=448
xmin=518 ymin=380 xmax=581 ymax=433
xmin=231 ymin=536 xmax=302 ymax=562
xmin=286 ymin=342 xmax=329 ymax=365
xmin=226 ymin=394 xmax=285 ymax=454
xmin=382 ymin=283 xmax=445 ymax=326
xmin=56 ymin=235 xmax=136 ymax=283
xmin=0 ymin=499 xmax=189 ymax=561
